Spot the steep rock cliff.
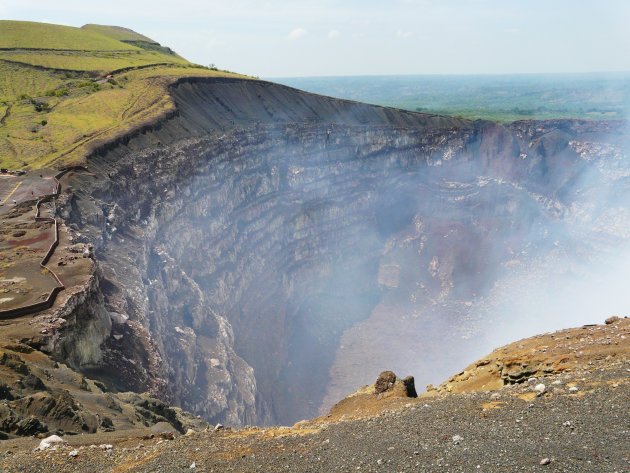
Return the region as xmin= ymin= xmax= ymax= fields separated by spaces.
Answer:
xmin=56 ymin=79 xmax=629 ymax=425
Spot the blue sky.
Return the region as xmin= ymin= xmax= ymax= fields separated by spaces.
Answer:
xmin=2 ymin=0 xmax=629 ymax=77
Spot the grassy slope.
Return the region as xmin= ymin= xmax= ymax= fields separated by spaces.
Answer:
xmin=0 ymin=21 xmax=248 ymax=169
xmin=0 ymin=50 xmax=189 ymax=71
xmin=81 ymin=24 xmax=158 ymax=43
xmin=0 ymin=20 xmax=139 ymax=50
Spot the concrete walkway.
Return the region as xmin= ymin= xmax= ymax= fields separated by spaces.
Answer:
xmin=0 ymin=171 xmax=63 ymax=315
xmin=0 ymin=172 xmax=57 ymax=215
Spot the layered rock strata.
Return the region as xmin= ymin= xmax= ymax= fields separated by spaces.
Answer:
xmin=47 ymin=78 xmax=629 ymax=426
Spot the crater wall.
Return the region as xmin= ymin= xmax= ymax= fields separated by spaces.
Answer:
xmin=59 ymin=79 xmax=630 ymax=425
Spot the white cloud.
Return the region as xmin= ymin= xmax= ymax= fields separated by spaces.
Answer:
xmin=287 ymin=27 xmax=306 ymax=41
xmin=396 ymin=30 xmax=414 ymax=38
xmin=328 ymin=30 xmax=340 ymax=40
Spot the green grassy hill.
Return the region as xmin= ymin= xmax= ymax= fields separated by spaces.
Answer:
xmin=0 ymin=20 xmax=247 ymax=169
xmin=0 ymin=20 xmax=139 ymax=50
xmin=81 ymin=24 xmax=159 ymax=44
xmin=0 ymin=20 xmax=189 ymax=74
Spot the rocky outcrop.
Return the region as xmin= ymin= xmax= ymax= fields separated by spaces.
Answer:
xmin=374 ymin=371 xmax=397 ymax=394
xmin=0 ymin=342 xmax=209 ymax=438
xmin=432 ymin=316 xmax=629 ymax=395
xmin=374 ymin=371 xmax=417 ymax=398
xmin=46 ymin=272 xmax=111 ymax=370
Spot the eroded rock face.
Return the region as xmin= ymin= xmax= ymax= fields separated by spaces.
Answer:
xmin=56 ymin=79 xmax=629 ymax=426
xmin=0 ymin=342 xmax=208 ymax=437
xmin=66 ymin=123 xmax=475 ymax=425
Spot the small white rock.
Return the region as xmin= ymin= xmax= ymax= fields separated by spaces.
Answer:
xmin=452 ymin=435 xmax=464 ymax=444
xmin=68 ymin=450 xmax=79 ymax=457
xmin=568 ymin=386 xmax=579 ymax=393
xmin=534 ymin=383 xmax=546 ymax=395
xmin=185 ymin=429 xmax=196 ymax=436
xmin=214 ymin=423 xmax=224 ymax=431
xmin=540 ymin=457 xmax=551 ymax=465
xmin=189 ymin=462 xmax=196 ymax=469
xmin=37 ymin=435 xmax=65 ymax=451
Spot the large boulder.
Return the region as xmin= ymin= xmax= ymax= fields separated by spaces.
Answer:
xmin=374 ymin=371 xmax=397 ymax=394
xmin=15 ymin=416 xmax=47 ymax=436
xmin=374 ymin=371 xmax=417 ymax=398
xmin=401 ymin=375 xmax=418 ymax=398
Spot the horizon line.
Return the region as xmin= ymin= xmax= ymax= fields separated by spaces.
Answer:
xmin=268 ymin=70 xmax=630 ymax=80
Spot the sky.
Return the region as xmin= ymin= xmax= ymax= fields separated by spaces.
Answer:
xmin=2 ymin=0 xmax=630 ymax=78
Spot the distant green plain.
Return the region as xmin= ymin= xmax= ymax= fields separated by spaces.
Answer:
xmin=276 ymin=73 xmax=630 ymax=123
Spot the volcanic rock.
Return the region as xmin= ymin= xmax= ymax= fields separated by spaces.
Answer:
xmin=402 ymin=376 xmax=418 ymax=398
xmin=374 ymin=371 xmax=397 ymax=394
xmin=15 ymin=416 xmax=47 ymax=436
xmin=2 ymin=76 xmax=628 ymax=435
xmin=20 ymin=374 xmax=47 ymax=391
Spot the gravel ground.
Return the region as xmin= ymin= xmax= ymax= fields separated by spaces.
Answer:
xmin=0 ymin=365 xmax=627 ymax=473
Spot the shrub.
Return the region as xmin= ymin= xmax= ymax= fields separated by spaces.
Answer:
xmin=31 ymin=100 xmax=50 ymax=112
